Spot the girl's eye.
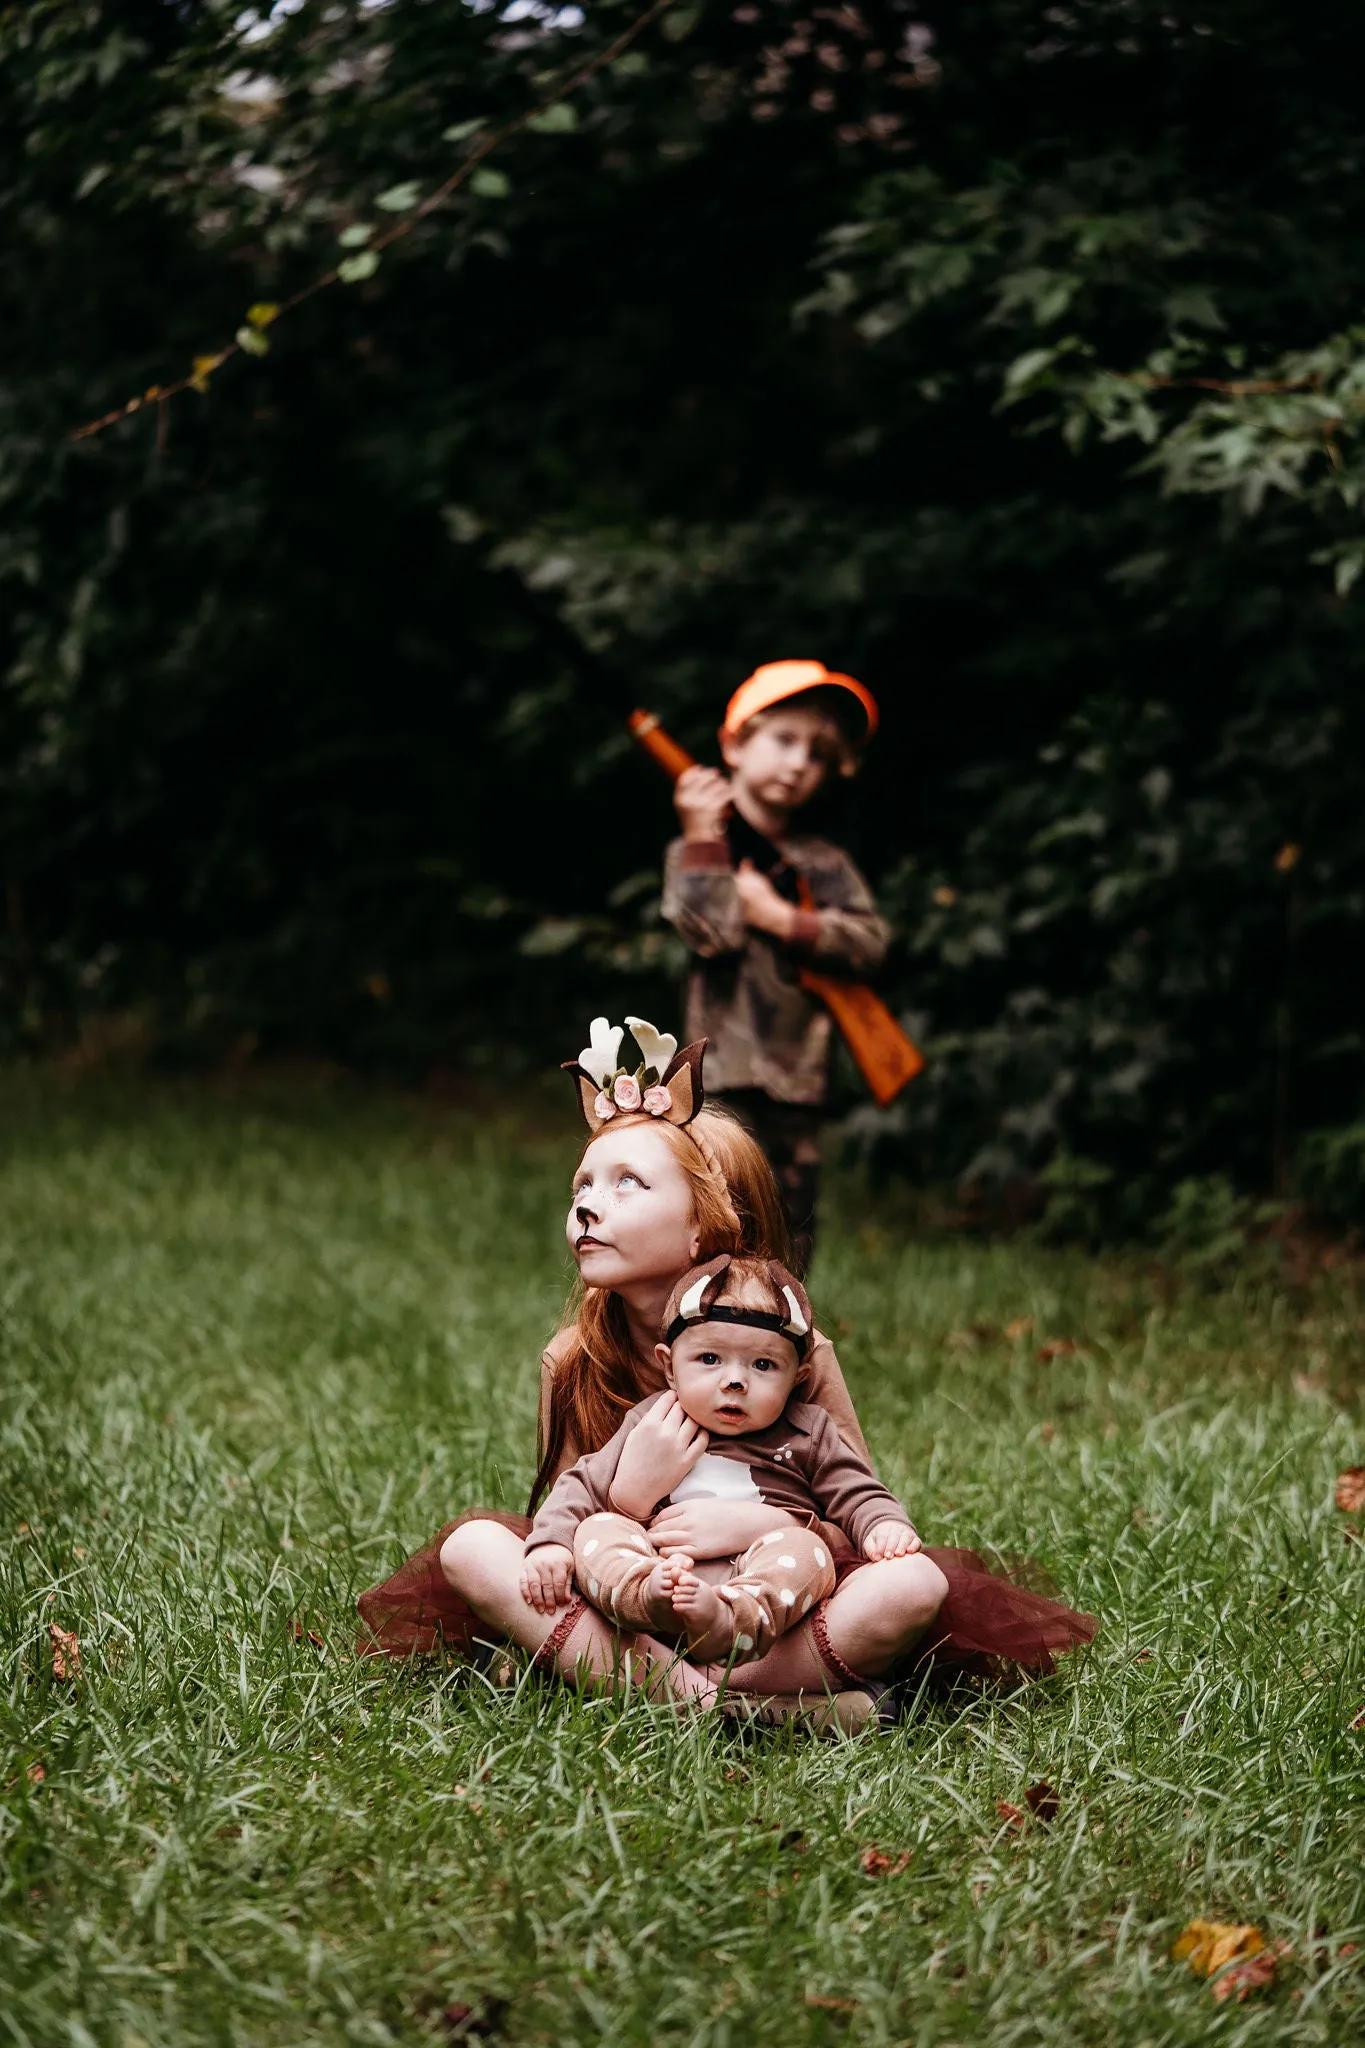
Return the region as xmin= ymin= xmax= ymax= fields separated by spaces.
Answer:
xmin=618 ymin=1172 xmax=643 ymax=1190
xmin=698 ymin=1351 xmax=720 ymax=1366
xmin=754 ymin=1357 xmax=775 ymax=1372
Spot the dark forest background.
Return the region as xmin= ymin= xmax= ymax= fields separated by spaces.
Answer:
xmin=4 ymin=0 xmax=1365 ymax=1228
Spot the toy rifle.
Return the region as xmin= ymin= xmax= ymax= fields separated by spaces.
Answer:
xmin=628 ymin=710 xmax=925 ymax=1107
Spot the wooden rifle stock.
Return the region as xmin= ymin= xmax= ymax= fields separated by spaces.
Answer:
xmin=628 ymin=709 xmax=925 ymax=1107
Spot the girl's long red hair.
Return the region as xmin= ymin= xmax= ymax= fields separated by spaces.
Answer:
xmin=528 ymin=1107 xmax=791 ymax=1510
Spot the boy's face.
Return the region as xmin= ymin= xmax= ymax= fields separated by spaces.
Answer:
xmin=721 ymin=705 xmax=840 ymax=814
xmin=656 ymin=1322 xmax=801 ymax=1435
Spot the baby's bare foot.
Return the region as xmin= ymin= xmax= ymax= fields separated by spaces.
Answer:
xmin=639 ymin=1555 xmax=690 ymax=1632
xmin=669 ymin=1570 xmax=736 ymax=1660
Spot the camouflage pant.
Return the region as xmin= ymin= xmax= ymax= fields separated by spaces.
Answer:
xmin=715 ymin=1090 xmax=825 ymax=1276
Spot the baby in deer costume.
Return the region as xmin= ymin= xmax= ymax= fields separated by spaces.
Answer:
xmin=523 ymin=1253 xmax=919 ymax=1662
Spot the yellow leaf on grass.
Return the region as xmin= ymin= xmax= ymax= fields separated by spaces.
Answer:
xmin=1173 ymin=1920 xmax=1263 ymax=1978
xmin=49 ymin=1624 xmax=81 ymax=1681
xmin=1335 ymin=1467 xmax=1365 ymax=1514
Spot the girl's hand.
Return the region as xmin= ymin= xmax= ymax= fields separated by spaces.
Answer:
xmin=862 ymin=1520 xmax=922 ymax=1561
xmin=675 ymin=765 xmax=732 ymax=843
xmin=735 ymin=861 xmax=799 ymax=940
xmin=649 ymin=1500 xmax=798 ymax=1560
xmin=608 ymin=1393 xmax=710 ymax=1521
xmin=519 ymin=1544 xmax=575 ymax=1615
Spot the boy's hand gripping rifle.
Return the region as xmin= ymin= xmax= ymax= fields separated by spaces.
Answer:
xmin=629 ymin=710 xmax=925 ymax=1107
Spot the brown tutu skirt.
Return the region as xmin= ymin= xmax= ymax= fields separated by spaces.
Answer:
xmin=355 ymin=1510 xmax=1097 ymax=1684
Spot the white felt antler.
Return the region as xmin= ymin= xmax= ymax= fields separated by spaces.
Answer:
xmin=578 ymin=1016 xmax=624 ymax=1089
xmin=626 ymin=1016 xmax=678 ymax=1079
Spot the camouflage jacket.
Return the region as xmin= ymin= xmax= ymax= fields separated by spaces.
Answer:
xmin=660 ymin=832 xmax=890 ymax=1104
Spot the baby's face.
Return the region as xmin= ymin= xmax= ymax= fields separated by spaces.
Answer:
xmin=659 ymin=1322 xmax=801 ymax=1435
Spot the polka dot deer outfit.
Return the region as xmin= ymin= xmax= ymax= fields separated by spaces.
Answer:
xmin=526 ymin=1256 xmax=915 ymax=1658
xmin=572 ymin=1511 xmax=835 ymax=1660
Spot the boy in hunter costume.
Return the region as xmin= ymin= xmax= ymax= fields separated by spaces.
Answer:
xmin=660 ymin=662 xmax=889 ymax=1270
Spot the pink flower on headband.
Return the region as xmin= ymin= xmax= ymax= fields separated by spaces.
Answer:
xmin=613 ymin=1074 xmax=642 ymax=1111
xmin=643 ymin=1085 xmax=672 ymax=1117
xmin=593 ymin=1090 xmax=616 ymax=1120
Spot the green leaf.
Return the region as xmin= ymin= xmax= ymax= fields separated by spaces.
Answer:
xmin=443 ymin=119 xmax=486 ymax=143
xmin=338 ymin=223 xmax=373 ymax=248
xmin=660 ymin=5 xmax=700 ymax=40
xmin=75 ymin=164 xmax=110 ymax=200
xmin=235 ymin=325 xmax=270 ymax=357
xmin=375 ymin=182 xmax=420 ymax=213
xmin=470 ymin=168 xmax=510 ymax=199
xmin=528 ymin=103 xmax=578 ymax=134
xmin=337 ymin=250 xmax=380 ymax=284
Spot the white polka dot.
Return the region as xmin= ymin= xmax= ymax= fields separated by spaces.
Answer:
xmin=813 ymin=1545 xmax=827 ymax=1568
xmin=802 ymin=1593 xmax=813 ymax=1613
xmin=777 ymin=1555 xmax=797 ymax=1570
xmin=779 ymin=1587 xmax=796 ymax=1607
xmin=759 ymin=1530 xmax=783 ymax=1546
xmin=582 ymin=1539 xmax=598 ymax=1557
xmin=735 ymin=1633 xmax=754 ymax=1651
xmin=718 ymin=1587 xmax=739 ymax=1605
xmin=588 ymin=1577 xmax=600 ymax=1600
xmin=739 ymin=1582 xmax=761 ymax=1594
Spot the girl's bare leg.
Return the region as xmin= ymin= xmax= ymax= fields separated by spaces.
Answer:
xmin=439 ymin=1519 xmax=715 ymax=1705
xmin=726 ymin=1553 xmax=949 ymax=1693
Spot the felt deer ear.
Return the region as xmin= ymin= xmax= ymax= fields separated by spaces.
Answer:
xmin=657 ymin=1040 xmax=707 ymax=1126
xmin=768 ymin=1261 xmax=812 ymax=1342
xmin=676 ymin=1254 xmax=730 ymax=1323
xmin=562 ymin=1064 xmax=608 ymax=1130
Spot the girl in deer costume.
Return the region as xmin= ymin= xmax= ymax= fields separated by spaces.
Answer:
xmin=358 ymin=1018 xmax=1095 ymax=1726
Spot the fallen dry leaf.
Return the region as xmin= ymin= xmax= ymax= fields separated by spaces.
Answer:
xmin=1335 ymin=1467 xmax=1365 ymax=1514
xmin=1350 ymin=1705 xmax=1365 ymax=1732
xmin=438 ymin=1997 xmax=507 ymax=2038
xmin=1004 ymin=1317 xmax=1033 ymax=1340
xmin=859 ymin=1845 xmax=912 ymax=1877
xmin=1173 ymin=1919 xmax=1264 ymax=1979
xmin=805 ymin=1993 xmax=859 ymax=2012
xmin=996 ymin=1801 xmax=1028 ymax=1831
xmin=1039 ymin=1422 xmax=1056 ymax=1443
xmin=27 ymin=1763 xmax=45 ymax=1785
xmin=1025 ymin=1782 xmax=1060 ymax=1823
xmin=48 ymin=1625 xmax=80 ymax=1681
xmin=1037 ymin=1339 xmax=1077 ymax=1361
xmin=1293 ymin=1372 xmax=1328 ymax=1398
xmin=1210 ymin=1947 xmax=1283 ymax=2003
xmin=292 ymin=1621 xmax=325 ymax=1650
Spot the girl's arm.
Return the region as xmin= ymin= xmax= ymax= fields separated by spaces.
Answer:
xmin=801 ymin=1331 xmax=874 ymax=1466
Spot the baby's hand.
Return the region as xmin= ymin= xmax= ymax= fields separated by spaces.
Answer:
xmin=519 ymin=1543 xmax=575 ymax=1615
xmin=863 ymin=1520 xmax=922 ymax=1561
xmin=608 ymin=1393 xmax=710 ymax=1521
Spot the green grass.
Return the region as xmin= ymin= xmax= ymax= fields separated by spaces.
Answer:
xmin=1 ymin=1072 xmax=1362 ymax=2047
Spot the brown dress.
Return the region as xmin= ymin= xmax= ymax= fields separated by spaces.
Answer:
xmin=356 ymin=1326 xmax=1098 ymax=1683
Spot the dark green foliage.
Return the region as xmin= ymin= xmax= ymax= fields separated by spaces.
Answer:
xmin=3 ymin=0 xmax=1365 ymax=1216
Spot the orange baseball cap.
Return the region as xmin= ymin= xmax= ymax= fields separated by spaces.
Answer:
xmin=721 ymin=660 xmax=879 ymax=743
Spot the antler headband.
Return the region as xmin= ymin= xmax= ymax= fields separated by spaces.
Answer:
xmin=563 ymin=1015 xmax=708 ymax=1132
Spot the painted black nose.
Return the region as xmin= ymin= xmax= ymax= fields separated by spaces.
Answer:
xmin=576 ymin=1202 xmax=596 ymax=1228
